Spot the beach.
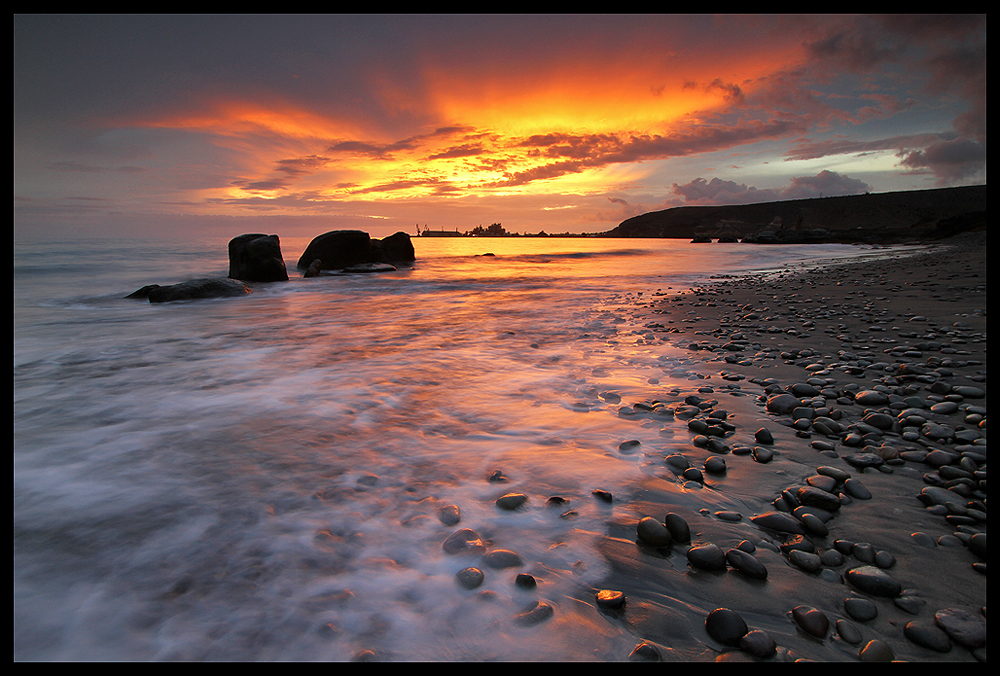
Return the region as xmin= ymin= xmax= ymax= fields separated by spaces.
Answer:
xmin=13 ymin=233 xmax=986 ymax=661
xmin=592 ymin=232 xmax=986 ymax=661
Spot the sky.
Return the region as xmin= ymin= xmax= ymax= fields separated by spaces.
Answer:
xmin=14 ymin=14 xmax=987 ymax=239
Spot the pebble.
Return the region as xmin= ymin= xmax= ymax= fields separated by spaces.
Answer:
xmin=751 ymin=511 xmax=806 ymax=535
xmin=739 ymin=629 xmax=777 ymax=658
xmin=442 ymin=528 xmax=486 ymax=555
xmin=788 ymin=549 xmax=822 ymax=573
xmin=628 ymin=642 xmax=661 ymax=661
xmin=439 ymin=504 xmax=461 ymax=526
xmin=664 ymin=513 xmax=691 ymax=543
xmin=481 ymin=549 xmax=523 ymax=569
xmin=595 ymin=589 xmax=626 ymax=610
xmin=637 ymin=516 xmax=673 ymax=547
xmin=496 ymin=493 xmax=528 ymax=510
xmin=844 ymin=597 xmax=878 ymax=622
xmin=842 ymin=478 xmax=872 ymax=500
xmin=752 ymin=446 xmax=773 ymax=463
xmin=455 ymin=567 xmax=484 ymax=589
xmin=687 ymin=543 xmax=727 ymax=571
xmin=859 ymin=639 xmax=894 ymax=662
xmin=513 ymin=600 xmax=554 ymax=626
xmin=836 ymin=619 xmax=863 ymax=645
xmin=618 ymin=439 xmax=642 ymax=453
xmin=791 ymin=605 xmax=829 ymax=638
xmin=904 ymin=620 xmax=952 ymax=653
xmin=845 ymin=566 xmax=902 ymax=597
xmin=705 ymin=608 xmax=749 ymax=646
xmin=726 ymin=548 xmax=768 ymax=579
xmin=934 ymin=607 xmax=987 ymax=649
xmin=755 ymin=428 xmax=774 ymax=444
xmin=704 ymin=456 xmax=727 ymax=473
xmin=515 ymin=573 xmax=537 ymax=589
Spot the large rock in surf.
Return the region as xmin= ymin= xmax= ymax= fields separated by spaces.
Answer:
xmin=228 ymin=233 xmax=289 ymax=282
xmin=296 ymin=230 xmax=415 ymax=272
xmin=128 ymin=277 xmax=252 ymax=303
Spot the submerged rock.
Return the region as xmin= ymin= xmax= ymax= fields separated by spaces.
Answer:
xmin=129 ymin=277 xmax=253 ymax=303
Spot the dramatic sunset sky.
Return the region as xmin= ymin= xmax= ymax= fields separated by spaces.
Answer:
xmin=14 ymin=14 xmax=987 ymax=238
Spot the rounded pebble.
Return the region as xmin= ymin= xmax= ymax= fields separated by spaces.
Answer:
xmin=726 ymin=548 xmax=768 ymax=580
xmin=705 ymin=608 xmax=748 ymax=646
xmin=688 ymin=543 xmax=727 ymax=571
xmin=844 ymin=597 xmax=878 ymax=622
xmin=482 ymin=549 xmax=523 ymax=569
xmin=496 ymin=493 xmax=528 ymax=510
xmin=792 ymin=605 xmax=829 ymax=638
xmin=455 ymin=567 xmax=484 ymax=589
xmin=513 ymin=600 xmax=554 ymax=626
xmin=595 ymin=589 xmax=626 ymax=610
xmin=845 ymin=566 xmax=902 ymax=597
xmin=739 ymin=629 xmax=776 ymax=658
xmin=836 ymin=619 xmax=863 ymax=645
xmin=859 ymin=639 xmax=894 ymax=662
xmin=442 ymin=528 xmax=486 ymax=555
xmin=904 ymin=620 xmax=952 ymax=653
xmin=934 ymin=607 xmax=987 ymax=649
xmin=664 ymin=513 xmax=691 ymax=543
xmin=637 ymin=517 xmax=673 ymax=547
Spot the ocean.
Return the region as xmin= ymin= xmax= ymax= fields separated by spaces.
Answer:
xmin=13 ymin=233 xmax=910 ymax=661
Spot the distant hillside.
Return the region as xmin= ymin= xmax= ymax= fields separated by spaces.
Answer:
xmin=602 ymin=185 xmax=987 ymax=243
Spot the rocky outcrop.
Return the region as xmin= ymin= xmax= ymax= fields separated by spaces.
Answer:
xmin=296 ymin=230 xmax=415 ymax=273
xmin=603 ymin=185 xmax=987 ymax=243
xmin=228 ymin=233 xmax=289 ymax=282
xmin=127 ymin=278 xmax=252 ymax=303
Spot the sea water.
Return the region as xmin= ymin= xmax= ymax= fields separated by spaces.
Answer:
xmin=13 ymin=233 xmax=906 ymax=661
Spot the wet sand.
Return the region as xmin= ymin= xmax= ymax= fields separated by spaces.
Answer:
xmin=588 ymin=232 xmax=986 ymax=662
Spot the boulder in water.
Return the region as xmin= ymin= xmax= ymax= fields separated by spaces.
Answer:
xmin=228 ymin=233 xmax=288 ymax=282
xmin=129 ymin=277 xmax=253 ymax=303
xmin=297 ymin=230 xmax=415 ymax=272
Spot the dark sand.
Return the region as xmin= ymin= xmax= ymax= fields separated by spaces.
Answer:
xmin=589 ymin=232 xmax=986 ymax=662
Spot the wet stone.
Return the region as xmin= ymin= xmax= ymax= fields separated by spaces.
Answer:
xmin=664 ymin=513 xmax=691 ymax=543
xmin=739 ymin=629 xmax=776 ymax=659
xmin=595 ymin=589 xmax=626 ymax=610
xmin=788 ymin=549 xmax=822 ymax=573
xmin=836 ymin=619 xmax=863 ymax=645
xmin=859 ymin=639 xmax=894 ymax=662
xmin=843 ymin=478 xmax=872 ymax=500
xmin=443 ymin=528 xmax=486 ymax=555
xmin=515 ymin=573 xmax=537 ymax=589
xmin=792 ymin=605 xmax=829 ymax=638
xmin=726 ymin=548 xmax=768 ymax=580
xmin=751 ymin=511 xmax=806 ymax=535
xmin=439 ymin=504 xmax=461 ymax=526
xmin=513 ymin=600 xmax=554 ymax=626
xmin=637 ymin=516 xmax=673 ymax=547
xmin=455 ymin=567 xmax=484 ymax=589
xmin=844 ymin=597 xmax=878 ymax=622
xmin=934 ymin=607 xmax=987 ymax=649
xmin=755 ymin=428 xmax=775 ymax=444
xmin=845 ymin=566 xmax=902 ymax=597
xmin=628 ymin=642 xmax=661 ymax=661
xmin=904 ymin=620 xmax=952 ymax=653
xmin=705 ymin=608 xmax=749 ymax=647
xmin=496 ymin=493 xmax=528 ymax=511
xmin=482 ymin=549 xmax=523 ymax=569
xmin=688 ymin=543 xmax=727 ymax=571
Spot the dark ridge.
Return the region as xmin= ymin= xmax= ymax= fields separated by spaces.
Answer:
xmin=601 ymin=185 xmax=986 ymax=244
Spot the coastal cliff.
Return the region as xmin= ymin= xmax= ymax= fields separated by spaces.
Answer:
xmin=603 ymin=185 xmax=986 ymax=243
